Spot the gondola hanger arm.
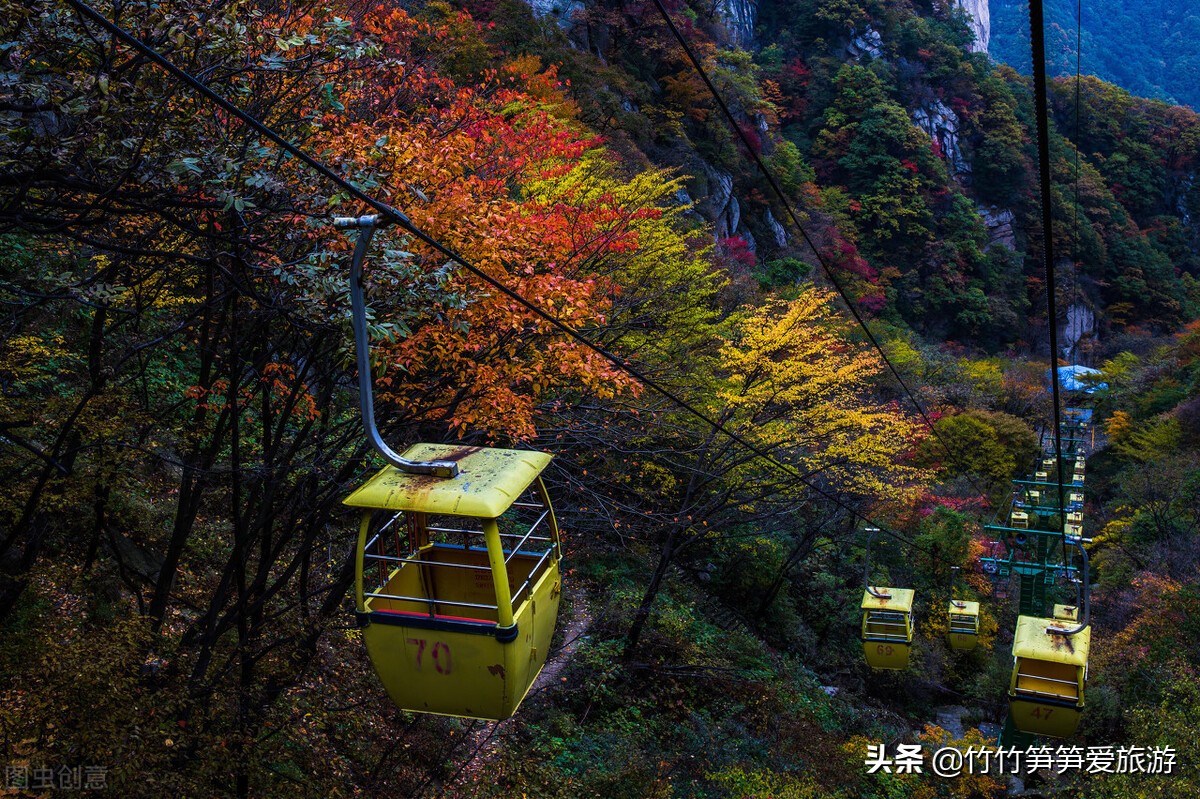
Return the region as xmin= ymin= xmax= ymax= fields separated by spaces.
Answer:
xmin=335 ymin=215 xmax=460 ymax=478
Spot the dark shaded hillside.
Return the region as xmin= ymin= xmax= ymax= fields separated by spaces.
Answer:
xmin=991 ymin=0 xmax=1200 ymax=110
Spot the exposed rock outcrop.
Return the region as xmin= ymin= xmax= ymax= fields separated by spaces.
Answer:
xmin=697 ymin=161 xmax=741 ymax=239
xmin=765 ymin=208 xmax=788 ymax=248
xmin=526 ymin=0 xmax=585 ymax=30
xmin=978 ymin=205 xmax=1016 ymax=250
xmin=847 ymin=27 xmax=884 ymax=61
xmin=912 ymin=99 xmax=970 ymax=176
xmin=1063 ymin=301 xmax=1096 ymax=361
xmin=741 ymin=226 xmax=758 ymax=254
xmin=956 ymin=0 xmax=990 ymax=54
xmin=685 ymin=160 xmax=763 ymax=248
xmin=714 ymin=0 xmax=758 ymax=48
xmin=1173 ymin=174 xmax=1195 ymax=225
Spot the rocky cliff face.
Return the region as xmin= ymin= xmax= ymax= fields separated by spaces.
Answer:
xmin=1063 ymin=301 xmax=1097 ymax=361
xmin=765 ymin=209 xmax=788 ymax=248
xmin=714 ymin=0 xmax=758 ymax=48
xmin=956 ymin=0 xmax=989 ymax=54
xmin=846 ymin=27 xmax=885 ymax=60
xmin=1172 ymin=174 xmax=1195 ymax=225
xmin=689 ymin=159 xmax=767 ymax=252
xmin=526 ymin=0 xmax=585 ymax=30
xmin=912 ymin=99 xmax=970 ymax=177
xmin=978 ymin=205 xmax=1016 ymax=250
xmin=516 ymin=0 xmax=772 ymax=251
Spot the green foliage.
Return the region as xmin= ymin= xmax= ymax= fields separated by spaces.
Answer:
xmin=0 ymin=570 xmax=167 ymax=793
xmin=908 ymin=507 xmax=980 ymax=598
xmin=756 ymin=257 xmax=813 ymax=288
xmin=921 ymin=409 xmax=1037 ymax=486
xmin=992 ymin=0 xmax=1200 ymax=110
xmin=1114 ymin=417 xmax=1184 ymax=462
xmin=706 ymin=766 xmax=830 ymax=798
xmin=966 ymin=70 xmax=1030 ymax=207
xmin=763 ymin=138 xmax=817 ymax=197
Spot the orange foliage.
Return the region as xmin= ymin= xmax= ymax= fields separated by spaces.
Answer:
xmin=272 ymin=5 xmax=647 ymax=439
xmin=1099 ymin=574 xmax=1197 ymax=673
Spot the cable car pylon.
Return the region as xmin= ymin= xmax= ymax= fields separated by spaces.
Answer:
xmin=982 ymin=412 xmax=1093 ymax=743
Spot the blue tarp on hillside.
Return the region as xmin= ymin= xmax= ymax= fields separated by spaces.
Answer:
xmin=1055 ymin=365 xmax=1107 ymax=393
xmin=1065 ymin=407 xmax=1094 ymax=425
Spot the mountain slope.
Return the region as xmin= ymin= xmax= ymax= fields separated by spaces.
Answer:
xmin=991 ymin=0 xmax=1200 ymax=110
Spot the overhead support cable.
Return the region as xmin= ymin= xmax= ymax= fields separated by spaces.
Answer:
xmin=1028 ymin=0 xmax=1070 ymax=562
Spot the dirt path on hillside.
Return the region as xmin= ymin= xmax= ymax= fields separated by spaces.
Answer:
xmin=433 ymin=592 xmax=594 ymax=796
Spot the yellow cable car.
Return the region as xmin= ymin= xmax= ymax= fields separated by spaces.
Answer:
xmin=1008 ymin=614 xmax=1090 ymax=737
xmin=861 ymin=588 xmax=914 ymax=669
xmin=1006 ymin=536 xmax=1092 ymax=738
xmin=947 ymin=600 xmax=980 ymax=651
xmin=346 ymin=444 xmax=563 ymax=720
xmin=1010 ymin=510 xmax=1029 ymax=529
xmin=859 ymin=528 xmax=914 ymax=670
xmin=334 ymin=215 xmax=563 ymax=720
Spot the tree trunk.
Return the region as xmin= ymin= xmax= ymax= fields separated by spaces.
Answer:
xmin=622 ymin=529 xmax=677 ymax=661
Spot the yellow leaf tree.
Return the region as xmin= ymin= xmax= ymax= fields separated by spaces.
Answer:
xmin=717 ymin=288 xmax=929 ymax=506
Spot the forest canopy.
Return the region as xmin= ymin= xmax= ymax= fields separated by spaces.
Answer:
xmin=2 ymin=0 xmax=1200 ymax=796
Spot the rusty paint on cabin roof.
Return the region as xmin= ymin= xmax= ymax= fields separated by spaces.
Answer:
xmin=344 ymin=443 xmax=553 ymax=517
xmin=1012 ymin=614 xmax=1091 ymax=665
xmin=861 ymin=588 xmax=914 ymax=613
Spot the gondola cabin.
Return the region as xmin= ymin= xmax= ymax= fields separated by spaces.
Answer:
xmin=1008 ymin=614 xmax=1091 ymax=737
xmin=947 ymin=600 xmax=980 ymax=651
xmin=1010 ymin=510 xmax=1029 ymax=529
xmin=346 ymin=444 xmax=563 ymax=720
xmin=861 ymin=588 xmax=914 ymax=670
xmin=1068 ymin=491 xmax=1084 ymax=510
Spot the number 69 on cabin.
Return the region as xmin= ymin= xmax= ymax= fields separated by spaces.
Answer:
xmin=861 ymin=588 xmax=915 ymax=670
